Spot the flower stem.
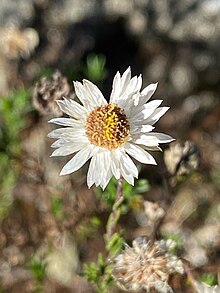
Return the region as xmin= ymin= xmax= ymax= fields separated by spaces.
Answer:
xmin=106 ymin=177 xmax=124 ymax=243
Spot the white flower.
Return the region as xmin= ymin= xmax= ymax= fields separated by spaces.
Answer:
xmin=48 ymin=67 xmax=174 ymax=189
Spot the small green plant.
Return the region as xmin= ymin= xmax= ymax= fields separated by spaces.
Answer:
xmin=84 ymin=54 xmax=107 ymax=84
xmin=84 ymin=253 xmax=113 ymax=293
xmin=76 ymin=216 xmax=101 ymax=240
xmin=50 ymin=196 xmax=63 ymax=219
xmin=200 ymin=273 xmax=218 ymax=286
xmin=29 ymin=257 xmax=46 ymax=283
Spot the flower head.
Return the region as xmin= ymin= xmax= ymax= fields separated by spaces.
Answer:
xmin=48 ymin=67 xmax=174 ymax=189
xmin=111 ymin=237 xmax=184 ymax=292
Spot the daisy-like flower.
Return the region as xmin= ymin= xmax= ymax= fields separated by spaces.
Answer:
xmin=48 ymin=67 xmax=174 ymax=189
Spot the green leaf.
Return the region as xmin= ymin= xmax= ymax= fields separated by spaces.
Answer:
xmin=85 ymin=54 xmax=107 ymax=83
xmin=200 ymin=273 xmax=218 ymax=286
xmin=28 ymin=257 xmax=46 ymax=282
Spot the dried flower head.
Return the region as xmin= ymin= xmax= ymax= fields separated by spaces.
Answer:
xmin=33 ymin=71 xmax=70 ymax=116
xmin=48 ymin=67 xmax=174 ymax=189
xmin=0 ymin=25 xmax=39 ymax=59
xmin=164 ymin=140 xmax=200 ymax=176
xmin=111 ymin=237 xmax=184 ymax=292
xmin=136 ymin=201 xmax=165 ymax=228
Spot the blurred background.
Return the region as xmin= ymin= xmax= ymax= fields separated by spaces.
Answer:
xmin=0 ymin=0 xmax=220 ymax=292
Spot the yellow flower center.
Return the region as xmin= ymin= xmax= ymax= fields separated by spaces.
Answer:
xmin=86 ymin=103 xmax=130 ymax=150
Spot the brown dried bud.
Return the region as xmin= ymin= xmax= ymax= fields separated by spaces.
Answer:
xmin=111 ymin=237 xmax=184 ymax=292
xmin=33 ymin=71 xmax=70 ymax=116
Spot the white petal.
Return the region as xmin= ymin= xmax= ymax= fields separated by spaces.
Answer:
xmin=51 ymin=139 xmax=67 ymax=148
xmin=130 ymin=124 xmax=155 ymax=135
xmin=124 ymin=142 xmax=157 ymax=165
xmin=120 ymin=152 xmax=139 ymax=178
xmin=120 ymin=162 xmax=134 ymax=185
xmin=142 ymin=145 xmax=162 ymax=152
xmin=51 ymin=142 xmax=86 ymax=157
xmin=48 ymin=127 xmax=85 ymax=139
xmin=137 ymin=133 xmax=174 ymax=144
xmin=87 ymin=150 xmax=99 ymax=188
xmin=117 ymin=96 xmax=134 ymax=116
xmin=98 ymin=151 xmax=112 ymax=190
xmin=117 ymin=67 xmax=131 ymax=97
xmin=93 ymin=152 xmax=103 ymax=187
xmin=121 ymin=67 xmax=131 ymax=88
xmin=73 ymin=81 xmax=94 ymax=111
xmin=145 ymin=107 xmax=169 ymax=125
xmin=60 ymin=145 xmax=93 ymax=175
xmin=48 ymin=127 xmax=75 ymax=138
xmin=110 ymin=152 xmax=121 ymax=180
xmin=109 ymin=71 xmax=122 ymax=103
xmin=132 ymin=136 xmax=160 ymax=147
xmin=130 ymin=100 xmax=163 ymax=122
xmin=57 ymin=98 xmax=87 ymax=119
xmin=120 ymin=75 xmax=137 ymax=99
xmin=83 ymin=79 xmax=107 ymax=106
xmin=137 ymin=82 xmax=158 ymax=105
xmin=110 ymin=67 xmax=132 ymax=103
xmin=87 ymin=150 xmax=112 ymax=188
xmin=48 ymin=118 xmax=84 ymax=128
xmin=101 ymin=166 xmax=112 ymax=190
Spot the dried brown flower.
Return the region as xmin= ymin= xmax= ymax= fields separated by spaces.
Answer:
xmin=33 ymin=71 xmax=70 ymax=116
xmin=0 ymin=25 xmax=39 ymax=59
xmin=111 ymin=237 xmax=184 ymax=292
xmin=136 ymin=201 xmax=165 ymax=228
xmin=164 ymin=140 xmax=200 ymax=176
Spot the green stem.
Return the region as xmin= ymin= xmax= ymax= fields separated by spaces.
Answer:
xmin=106 ymin=176 xmax=124 ymax=244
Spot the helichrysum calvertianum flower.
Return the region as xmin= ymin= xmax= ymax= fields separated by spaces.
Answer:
xmin=48 ymin=67 xmax=174 ymax=189
xmin=111 ymin=237 xmax=184 ymax=292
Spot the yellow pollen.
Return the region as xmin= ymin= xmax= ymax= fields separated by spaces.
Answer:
xmin=86 ymin=103 xmax=130 ymax=150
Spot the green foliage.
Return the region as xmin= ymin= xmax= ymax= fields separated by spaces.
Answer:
xmin=164 ymin=232 xmax=183 ymax=251
xmin=84 ymin=253 xmax=113 ymax=293
xmin=76 ymin=216 xmax=101 ymax=240
xmin=95 ymin=177 xmax=150 ymax=213
xmin=104 ymin=231 xmax=124 ymax=257
xmin=50 ymin=196 xmax=63 ymax=219
xmin=0 ymin=88 xmax=31 ymax=156
xmin=84 ymin=253 xmax=105 ymax=283
xmin=28 ymin=256 xmax=46 ymax=286
xmin=200 ymin=273 xmax=218 ymax=286
xmin=0 ymin=88 xmax=30 ymax=220
xmin=84 ymin=54 xmax=107 ymax=84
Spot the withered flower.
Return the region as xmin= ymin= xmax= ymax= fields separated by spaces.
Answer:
xmin=0 ymin=25 xmax=39 ymax=59
xmin=111 ymin=237 xmax=184 ymax=292
xmin=164 ymin=140 xmax=200 ymax=176
xmin=33 ymin=71 xmax=70 ymax=116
